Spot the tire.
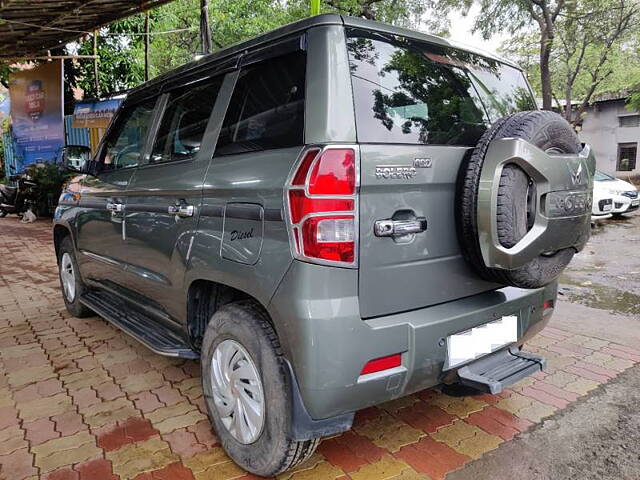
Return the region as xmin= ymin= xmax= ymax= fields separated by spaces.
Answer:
xmin=57 ymin=236 xmax=93 ymax=318
xmin=0 ymin=210 xmax=7 ymax=218
xmin=201 ymin=300 xmax=319 ymax=477
xmin=457 ymin=110 xmax=581 ymax=288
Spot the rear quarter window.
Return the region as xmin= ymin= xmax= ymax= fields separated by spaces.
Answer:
xmin=346 ymin=29 xmax=535 ymax=146
xmin=216 ymin=50 xmax=306 ymax=155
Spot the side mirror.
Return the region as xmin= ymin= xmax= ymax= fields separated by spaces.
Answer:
xmin=61 ymin=145 xmax=92 ymax=173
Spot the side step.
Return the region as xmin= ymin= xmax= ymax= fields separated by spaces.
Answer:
xmin=457 ymin=348 xmax=544 ymax=394
xmin=81 ymin=290 xmax=198 ymax=359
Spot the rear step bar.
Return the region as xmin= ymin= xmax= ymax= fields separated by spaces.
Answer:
xmin=81 ymin=290 xmax=198 ymax=359
xmin=457 ymin=348 xmax=544 ymax=394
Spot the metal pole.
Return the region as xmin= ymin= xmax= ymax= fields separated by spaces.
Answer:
xmin=310 ymin=0 xmax=321 ymax=16
xmin=144 ymin=12 xmax=150 ymax=81
xmin=93 ymin=30 xmax=100 ymax=97
xmin=200 ymin=0 xmax=212 ymax=55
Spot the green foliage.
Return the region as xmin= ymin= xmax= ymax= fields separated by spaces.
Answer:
xmin=450 ymin=0 xmax=640 ymax=116
xmin=74 ymin=17 xmax=147 ymax=97
xmin=629 ymin=91 xmax=640 ymax=111
xmin=0 ymin=64 xmax=17 ymax=89
xmin=62 ymin=0 xmax=450 ymax=95
xmin=25 ymin=163 xmax=73 ymax=216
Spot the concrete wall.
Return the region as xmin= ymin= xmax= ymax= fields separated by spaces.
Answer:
xmin=578 ymin=99 xmax=640 ymax=175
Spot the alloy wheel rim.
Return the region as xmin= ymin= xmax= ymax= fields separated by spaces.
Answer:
xmin=210 ymin=339 xmax=265 ymax=444
xmin=60 ymin=252 xmax=76 ymax=302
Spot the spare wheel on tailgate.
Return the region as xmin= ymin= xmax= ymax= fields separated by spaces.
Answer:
xmin=457 ymin=110 xmax=595 ymax=288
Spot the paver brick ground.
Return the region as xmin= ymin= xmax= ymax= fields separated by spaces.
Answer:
xmin=0 ymin=217 xmax=638 ymax=480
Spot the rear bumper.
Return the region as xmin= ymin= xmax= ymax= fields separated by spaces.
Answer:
xmin=268 ymin=261 xmax=557 ymax=420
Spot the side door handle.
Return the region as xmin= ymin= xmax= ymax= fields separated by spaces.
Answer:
xmin=168 ymin=202 xmax=194 ymax=218
xmin=106 ymin=201 xmax=124 ymax=213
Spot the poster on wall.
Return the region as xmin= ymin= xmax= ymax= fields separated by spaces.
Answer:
xmin=9 ymin=61 xmax=64 ymax=166
xmin=72 ymin=98 xmax=123 ymax=129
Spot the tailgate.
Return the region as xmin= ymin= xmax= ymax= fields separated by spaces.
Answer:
xmin=358 ymin=144 xmax=498 ymax=318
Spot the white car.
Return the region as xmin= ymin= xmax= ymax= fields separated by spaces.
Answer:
xmin=593 ymin=170 xmax=639 ymax=217
xmin=592 ymin=180 xmax=614 ymax=222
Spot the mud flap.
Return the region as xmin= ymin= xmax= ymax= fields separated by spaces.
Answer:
xmin=457 ymin=347 xmax=545 ymax=394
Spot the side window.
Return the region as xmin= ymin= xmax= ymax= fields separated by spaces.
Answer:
xmin=100 ymin=98 xmax=156 ymax=170
xmin=151 ymin=78 xmax=223 ymax=163
xmin=216 ymin=50 xmax=306 ymax=156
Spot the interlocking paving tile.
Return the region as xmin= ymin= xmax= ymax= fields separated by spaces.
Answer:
xmin=32 ymin=431 xmax=101 ymax=473
xmin=144 ymin=402 xmax=207 ymax=434
xmin=106 ymin=436 xmax=179 ymax=480
xmin=347 ymin=455 xmax=413 ymax=480
xmin=395 ymin=436 xmax=470 ymax=480
xmin=430 ymin=420 xmax=502 ymax=459
xmin=354 ymin=412 xmax=425 ymax=452
xmin=1 ymin=218 xmax=639 ymax=480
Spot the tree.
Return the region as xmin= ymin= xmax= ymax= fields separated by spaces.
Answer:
xmin=72 ymin=16 xmax=147 ymax=98
xmin=442 ymin=0 xmax=640 ymax=112
xmin=630 ymin=90 xmax=640 ymax=110
xmin=498 ymin=0 xmax=640 ymax=122
xmin=554 ymin=0 xmax=640 ymax=124
xmin=439 ymin=0 xmax=567 ymax=110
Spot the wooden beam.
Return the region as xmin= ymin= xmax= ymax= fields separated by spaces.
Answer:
xmin=0 ymin=55 xmax=99 ymax=62
xmin=93 ymin=29 xmax=99 ymax=97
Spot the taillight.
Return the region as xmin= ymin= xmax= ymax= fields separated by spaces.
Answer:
xmin=285 ymin=146 xmax=358 ymax=267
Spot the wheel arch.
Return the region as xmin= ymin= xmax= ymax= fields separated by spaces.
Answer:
xmin=53 ymin=224 xmax=73 ymax=258
xmin=186 ymin=279 xmax=279 ymax=352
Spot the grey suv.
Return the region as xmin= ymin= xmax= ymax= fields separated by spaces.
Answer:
xmin=54 ymin=14 xmax=595 ymax=477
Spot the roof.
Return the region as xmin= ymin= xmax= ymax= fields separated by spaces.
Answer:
xmin=0 ymin=0 xmax=176 ymax=60
xmin=128 ymin=14 xmax=519 ymax=96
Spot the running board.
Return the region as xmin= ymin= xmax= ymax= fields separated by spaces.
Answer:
xmin=457 ymin=348 xmax=544 ymax=394
xmin=81 ymin=290 xmax=198 ymax=359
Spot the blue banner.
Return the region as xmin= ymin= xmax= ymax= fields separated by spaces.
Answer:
xmin=9 ymin=61 xmax=64 ymax=165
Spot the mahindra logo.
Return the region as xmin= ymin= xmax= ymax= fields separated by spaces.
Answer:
xmin=569 ymin=162 xmax=583 ymax=186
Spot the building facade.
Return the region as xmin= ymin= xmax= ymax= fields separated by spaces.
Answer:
xmin=578 ymin=94 xmax=640 ymax=176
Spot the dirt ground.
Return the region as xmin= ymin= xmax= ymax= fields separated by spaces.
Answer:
xmin=450 ymin=211 xmax=640 ymax=480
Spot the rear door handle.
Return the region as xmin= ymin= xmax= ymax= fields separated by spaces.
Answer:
xmin=374 ymin=217 xmax=427 ymax=237
xmin=168 ymin=203 xmax=194 ymax=218
xmin=106 ymin=202 xmax=124 ymax=213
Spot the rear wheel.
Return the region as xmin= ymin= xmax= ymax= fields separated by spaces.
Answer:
xmin=57 ymin=236 xmax=93 ymax=318
xmin=201 ymin=300 xmax=319 ymax=477
xmin=0 ymin=210 xmax=7 ymax=218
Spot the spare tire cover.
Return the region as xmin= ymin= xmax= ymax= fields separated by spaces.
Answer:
xmin=457 ymin=110 xmax=582 ymax=289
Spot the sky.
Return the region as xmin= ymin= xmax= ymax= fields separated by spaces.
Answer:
xmin=446 ymin=4 xmax=508 ymax=56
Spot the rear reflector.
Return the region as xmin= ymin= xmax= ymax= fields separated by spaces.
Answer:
xmin=543 ymin=300 xmax=554 ymax=310
xmin=360 ymin=353 xmax=402 ymax=375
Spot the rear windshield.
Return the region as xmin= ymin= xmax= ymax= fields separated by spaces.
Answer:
xmin=346 ymin=28 xmax=535 ymax=146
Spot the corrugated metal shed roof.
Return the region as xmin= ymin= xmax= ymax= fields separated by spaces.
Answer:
xmin=0 ymin=0 xmax=176 ymax=60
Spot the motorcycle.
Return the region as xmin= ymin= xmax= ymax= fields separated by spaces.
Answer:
xmin=0 ymin=166 xmax=38 ymax=218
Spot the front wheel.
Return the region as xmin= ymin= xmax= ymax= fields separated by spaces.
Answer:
xmin=0 ymin=209 xmax=7 ymax=218
xmin=57 ymin=236 xmax=94 ymax=318
xmin=201 ymin=300 xmax=319 ymax=477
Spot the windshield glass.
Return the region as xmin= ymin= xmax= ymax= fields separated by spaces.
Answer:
xmin=346 ymin=29 xmax=536 ymax=146
xmin=594 ymin=170 xmax=616 ymax=181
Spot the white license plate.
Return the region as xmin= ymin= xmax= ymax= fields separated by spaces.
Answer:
xmin=446 ymin=315 xmax=518 ymax=370
xmin=603 ymin=204 xmax=612 ymax=212
xmin=632 ymin=199 xmax=639 ymax=207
